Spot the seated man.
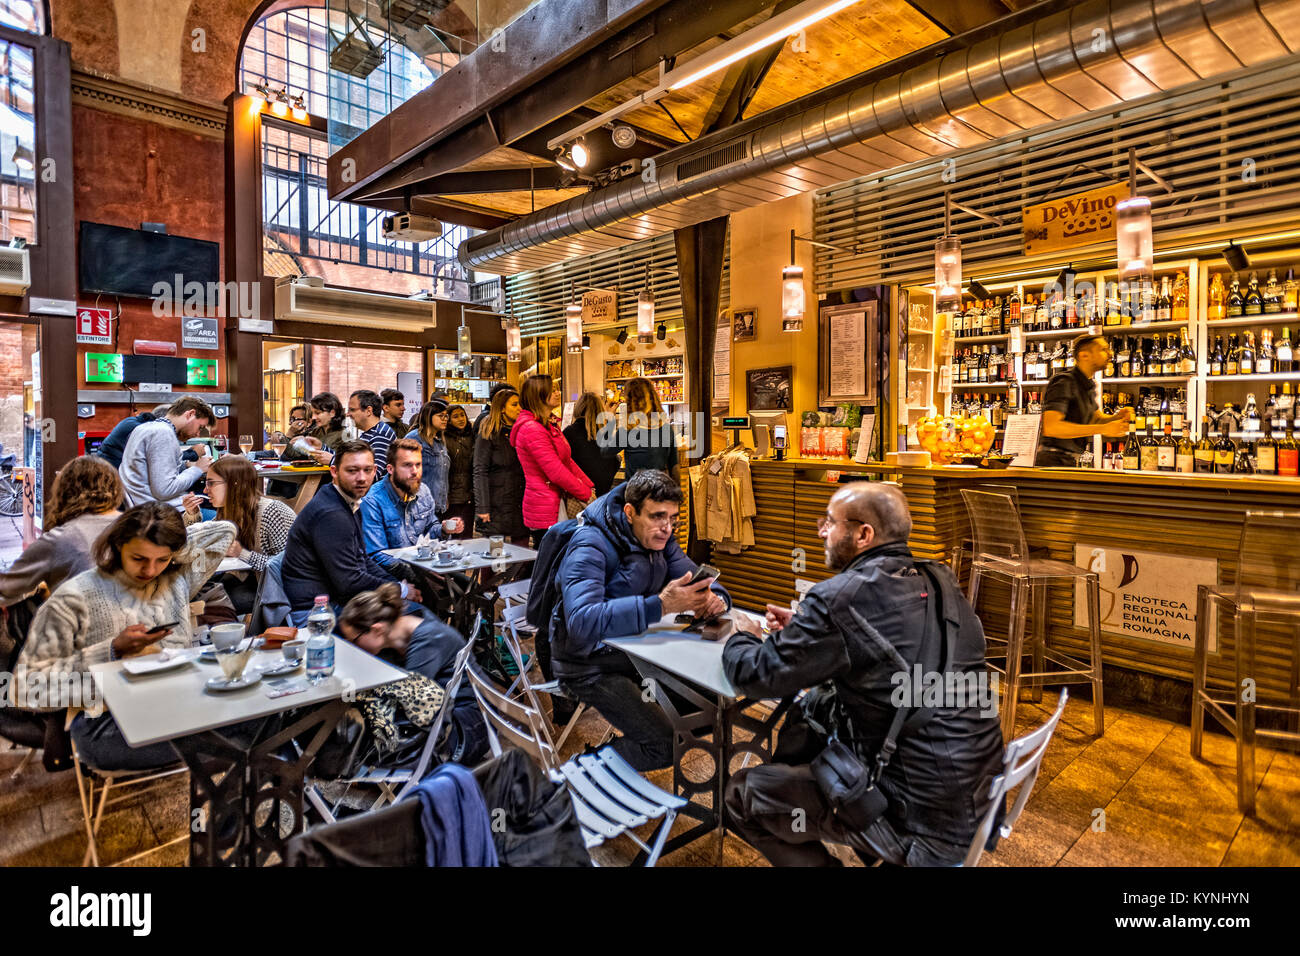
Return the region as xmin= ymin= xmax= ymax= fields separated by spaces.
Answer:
xmin=555 ymin=470 xmax=728 ymax=771
xmin=360 ymin=438 xmax=463 ymax=576
xmin=722 ymin=482 xmax=1004 ymax=867
xmin=281 ymin=439 xmax=418 ymax=624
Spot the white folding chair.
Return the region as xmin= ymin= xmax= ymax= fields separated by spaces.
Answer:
xmin=305 ymin=639 xmax=477 ymax=825
xmin=71 ymin=740 xmax=188 ymax=867
xmin=963 ymin=689 xmax=1068 ymax=867
xmin=467 ymin=662 xmax=685 ymax=867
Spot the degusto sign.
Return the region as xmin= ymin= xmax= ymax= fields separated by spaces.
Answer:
xmin=1073 ymin=544 xmax=1219 ymax=651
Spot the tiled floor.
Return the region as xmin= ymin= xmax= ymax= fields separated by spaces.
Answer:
xmin=2 ymin=691 xmax=1296 ymax=867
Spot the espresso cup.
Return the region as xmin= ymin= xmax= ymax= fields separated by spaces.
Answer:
xmin=282 ymin=639 xmax=306 ymax=664
xmin=488 ymin=535 xmax=504 ymax=557
xmin=435 ymin=549 xmax=454 ymax=565
xmin=210 ymin=623 xmax=245 ymax=652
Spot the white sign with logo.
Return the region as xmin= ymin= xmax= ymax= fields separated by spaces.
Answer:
xmin=1073 ymin=544 xmax=1218 ymax=651
xmin=181 ymin=316 xmax=219 ymax=350
xmin=76 ymin=307 xmax=113 ymax=344
xmin=581 ymin=289 xmax=618 ymax=324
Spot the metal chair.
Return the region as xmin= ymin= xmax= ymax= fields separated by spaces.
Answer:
xmin=72 ymin=742 xmax=188 ymax=867
xmin=1191 ymin=510 xmax=1300 ymax=815
xmin=964 ymin=690 xmax=1068 ymax=867
xmin=961 ymin=489 xmax=1104 ymax=740
xmin=467 ymin=662 xmax=685 ymax=867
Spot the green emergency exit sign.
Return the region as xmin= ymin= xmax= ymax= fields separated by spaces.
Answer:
xmin=85 ymin=352 xmax=123 ymax=384
xmin=187 ymin=358 xmax=217 ymax=387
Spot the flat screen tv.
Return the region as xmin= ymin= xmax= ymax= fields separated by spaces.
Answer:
xmin=79 ymin=222 xmax=220 ymax=300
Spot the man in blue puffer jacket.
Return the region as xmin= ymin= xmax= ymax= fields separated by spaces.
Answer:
xmin=555 ymin=470 xmax=730 ymax=771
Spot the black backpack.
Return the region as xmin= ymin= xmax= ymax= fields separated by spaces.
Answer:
xmin=524 ymin=517 xmax=583 ymax=642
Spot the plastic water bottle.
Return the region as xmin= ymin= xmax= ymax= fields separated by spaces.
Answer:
xmin=305 ymin=595 xmax=335 ymax=683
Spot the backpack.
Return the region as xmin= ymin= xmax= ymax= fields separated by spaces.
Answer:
xmin=524 ymin=518 xmax=583 ymax=642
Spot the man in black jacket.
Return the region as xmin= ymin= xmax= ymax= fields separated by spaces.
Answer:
xmin=282 ymin=439 xmax=418 ymax=623
xmin=722 ymin=482 xmax=1004 ymax=866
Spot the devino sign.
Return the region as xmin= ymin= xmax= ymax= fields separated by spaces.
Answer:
xmin=1022 ymin=182 xmax=1129 ymax=257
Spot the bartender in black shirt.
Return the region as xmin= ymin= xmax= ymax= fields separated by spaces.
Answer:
xmin=1036 ymin=333 xmax=1133 ymax=466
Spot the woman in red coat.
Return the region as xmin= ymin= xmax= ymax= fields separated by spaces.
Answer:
xmin=509 ymin=374 xmax=595 ymax=545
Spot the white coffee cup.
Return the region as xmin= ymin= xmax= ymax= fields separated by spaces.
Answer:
xmin=210 ymin=623 xmax=245 ymax=652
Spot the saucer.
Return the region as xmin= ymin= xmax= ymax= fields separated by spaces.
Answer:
xmin=205 ymin=672 xmax=262 ymax=692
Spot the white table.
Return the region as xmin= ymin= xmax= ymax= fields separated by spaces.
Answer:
xmin=385 ymin=538 xmax=538 ymax=634
xmin=607 ymin=608 xmax=791 ymax=862
xmin=257 ymin=464 xmax=329 ymax=513
xmin=90 ymin=641 xmax=405 ymax=866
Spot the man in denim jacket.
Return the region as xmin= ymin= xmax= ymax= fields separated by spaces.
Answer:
xmin=362 ymin=438 xmax=464 ymax=574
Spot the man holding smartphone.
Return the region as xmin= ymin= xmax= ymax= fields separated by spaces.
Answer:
xmin=554 ymin=470 xmax=729 ymax=771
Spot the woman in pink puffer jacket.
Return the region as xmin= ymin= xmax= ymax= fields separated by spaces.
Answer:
xmin=509 ymin=374 xmax=594 ymax=540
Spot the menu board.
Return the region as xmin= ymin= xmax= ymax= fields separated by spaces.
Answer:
xmin=1001 ymin=413 xmax=1041 ymax=467
xmin=828 ymin=310 xmax=866 ymax=398
xmin=853 ymin=413 xmax=877 ymax=464
xmin=713 ymin=310 xmax=730 ymax=404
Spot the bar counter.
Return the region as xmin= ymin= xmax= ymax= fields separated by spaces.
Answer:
xmin=706 ymin=457 xmax=1300 ymax=705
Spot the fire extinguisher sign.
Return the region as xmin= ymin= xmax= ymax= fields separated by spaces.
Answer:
xmin=76 ymin=307 xmax=113 ymax=345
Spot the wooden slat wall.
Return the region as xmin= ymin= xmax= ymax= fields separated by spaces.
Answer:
xmin=708 ymin=461 xmax=1300 ymax=697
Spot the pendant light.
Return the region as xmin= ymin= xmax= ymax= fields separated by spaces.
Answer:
xmin=782 ymin=229 xmax=805 ymax=332
xmin=457 ymin=318 xmax=472 ymax=364
xmin=637 ymin=263 xmax=655 ymax=343
xmin=504 ymin=310 xmax=522 ymax=363
xmin=566 ymin=284 xmax=583 ymax=353
xmin=934 ymin=193 xmax=962 ymax=314
xmin=1117 ymin=149 xmax=1154 ymax=297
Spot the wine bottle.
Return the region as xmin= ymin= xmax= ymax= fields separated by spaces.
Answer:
xmin=1194 ymin=415 xmax=1215 ymax=473
xmin=1264 ymin=385 xmax=1279 ymax=430
xmin=1225 ymin=334 xmax=1240 ymax=376
xmin=1257 ymin=329 xmax=1274 ymax=375
xmin=1245 ymin=272 xmax=1263 ymax=316
xmin=1243 ymin=393 xmax=1261 ymax=445
xmin=1284 ymin=269 xmax=1298 ymax=313
xmin=1213 ymin=418 xmax=1237 ymax=474
xmin=1239 ymin=331 xmax=1256 ymax=376
xmin=1008 ymin=288 xmax=1021 ymax=327
xmin=1172 ymin=271 xmax=1189 ymax=322
xmin=1257 ymin=417 xmax=1278 ymax=476
xmin=1176 ymin=424 xmax=1195 ymax=473
xmin=1210 ymin=335 xmax=1224 ymax=376
xmin=1122 ymin=420 xmax=1140 ymax=471
xmin=1178 ymin=328 xmax=1197 ymax=375
xmin=1277 ymin=327 xmax=1293 ymax=373
xmin=1157 ymin=423 xmax=1177 ymax=472
xmin=1105 ymin=282 xmax=1122 ymax=326
xmin=1208 ymin=273 xmax=1226 ymax=321
xmin=1139 ymin=420 xmax=1159 ymax=471
xmin=1227 ymin=273 xmax=1244 ymax=317
xmin=1035 ymin=293 xmax=1050 ymax=332
xmin=1279 ymin=423 xmax=1299 ymax=477
xmin=1264 ymin=269 xmax=1282 ymax=314
xmin=1156 ymin=275 xmax=1172 ymax=322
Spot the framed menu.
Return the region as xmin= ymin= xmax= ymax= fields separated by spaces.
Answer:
xmin=820 ymin=300 xmax=877 ymax=404
xmin=713 ymin=309 xmax=731 ymax=405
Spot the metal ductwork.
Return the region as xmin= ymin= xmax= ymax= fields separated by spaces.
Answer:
xmin=460 ymin=0 xmax=1300 ymax=275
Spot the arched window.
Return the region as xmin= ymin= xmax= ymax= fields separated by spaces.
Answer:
xmin=0 ymin=0 xmax=44 ymax=35
xmin=0 ymin=35 xmax=35 ymax=244
xmin=240 ymin=6 xmax=470 ymax=300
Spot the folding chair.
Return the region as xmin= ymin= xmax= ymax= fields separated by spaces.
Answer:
xmin=305 ymin=639 xmax=477 ymax=825
xmin=71 ymin=739 xmax=188 ymax=867
xmin=962 ymin=690 xmax=1068 ymax=867
xmin=467 ymin=662 xmax=685 ymax=867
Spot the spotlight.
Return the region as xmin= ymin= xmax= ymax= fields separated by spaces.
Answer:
xmin=616 ymin=327 xmax=628 ymax=344
xmin=656 ymin=323 xmax=666 ymax=341
xmin=554 ymin=149 xmax=575 ymax=172
xmin=581 ymin=334 xmax=591 ymax=351
xmin=11 ymin=144 xmax=33 ymax=171
xmin=966 ymin=278 xmax=992 ymax=301
xmin=270 ymin=89 xmax=289 ymax=117
xmin=8 ymin=237 xmax=26 ymax=250
xmin=1222 ymin=241 xmax=1250 ymax=273
xmin=610 ymin=125 xmax=637 ymax=149
xmin=248 ymin=83 xmax=270 ymax=111
xmin=570 ymin=138 xmax=590 ymax=169
xmin=290 ymin=94 xmax=307 ymax=121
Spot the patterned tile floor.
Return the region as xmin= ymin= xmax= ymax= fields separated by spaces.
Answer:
xmin=1 ymin=690 xmax=1296 ymax=867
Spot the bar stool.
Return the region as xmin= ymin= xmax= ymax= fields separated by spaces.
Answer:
xmin=949 ymin=484 xmax=1021 ymax=590
xmin=1191 ymin=510 xmax=1300 ymax=815
xmin=961 ymin=489 xmax=1105 ymax=741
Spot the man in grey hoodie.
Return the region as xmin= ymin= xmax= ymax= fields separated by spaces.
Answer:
xmin=119 ymin=396 xmax=215 ymax=507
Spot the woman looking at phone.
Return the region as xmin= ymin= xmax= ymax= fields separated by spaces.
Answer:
xmin=17 ymin=503 xmax=237 ymax=770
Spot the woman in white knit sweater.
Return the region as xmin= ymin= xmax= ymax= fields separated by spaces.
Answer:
xmin=18 ymin=503 xmax=237 ymax=770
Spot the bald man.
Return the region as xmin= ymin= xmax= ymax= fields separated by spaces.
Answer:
xmin=722 ymin=482 xmax=1004 ymax=867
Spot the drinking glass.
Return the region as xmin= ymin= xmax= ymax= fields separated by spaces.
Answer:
xmin=239 ymin=434 xmax=254 ymax=457
xmin=215 ymin=642 xmax=253 ymax=682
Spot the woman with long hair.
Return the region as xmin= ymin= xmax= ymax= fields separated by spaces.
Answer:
xmin=510 ymin=374 xmax=594 ymax=542
xmin=18 ymin=504 xmax=237 ymax=770
xmin=0 ymin=456 xmax=123 ymax=605
xmin=338 ymin=583 xmax=487 ymax=764
xmin=443 ymin=405 xmax=476 ymax=539
xmin=182 ymin=454 xmax=296 ymax=613
xmin=473 ymin=386 xmax=526 ymax=544
xmin=405 ymin=398 xmax=452 ymax=514
xmin=281 ymin=391 xmax=346 ymax=463
xmin=621 ymin=376 xmax=679 ymax=484
xmin=563 ymin=391 xmax=622 ymax=497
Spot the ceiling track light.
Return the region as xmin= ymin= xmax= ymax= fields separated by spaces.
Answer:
xmin=656 ymin=322 xmax=667 ymax=341
xmin=1222 ymin=241 xmax=1250 ymax=273
xmin=570 ymin=137 xmax=590 ymax=169
xmin=554 ymin=149 xmax=575 ymax=173
xmin=966 ymin=278 xmax=992 ymax=301
xmin=616 ymin=327 xmax=629 ymax=345
xmin=610 ymin=124 xmax=637 ymax=149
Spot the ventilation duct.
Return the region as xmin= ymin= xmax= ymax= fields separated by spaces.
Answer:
xmin=460 ymin=0 xmax=1300 ymax=275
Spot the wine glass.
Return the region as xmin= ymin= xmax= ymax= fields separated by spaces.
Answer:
xmin=214 ymin=434 xmax=228 ymax=458
xmin=239 ymin=434 xmax=254 ymax=457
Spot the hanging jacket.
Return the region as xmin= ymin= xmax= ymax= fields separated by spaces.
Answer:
xmin=405 ymin=428 xmax=451 ymax=514
xmin=444 ymin=419 xmax=476 ymax=507
xmin=509 ymin=409 xmax=593 ymax=530
xmin=472 ymin=423 xmax=527 ymax=539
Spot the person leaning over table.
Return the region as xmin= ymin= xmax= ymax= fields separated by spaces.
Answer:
xmin=15 ymin=504 xmax=241 ymax=771
xmin=93 ymin=404 xmax=169 ymax=470
xmin=361 ymin=437 xmax=462 ymax=577
xmin=1035 ymin=332 xmax=1133 ymax=467
xmin=280 ymin=439 xmax=419 ymax=625
xmin=117 ymin=395 xmax=215 ymax=508
xmin=721 ymin=482 xmax=1005 ymax=867
xmin=555 ymin=470 xmax=729 ymax=771
xmin=0 ymin=456 xmax=123 ymax=606
xmin=281 ymin=392 xmax=346 ymax=465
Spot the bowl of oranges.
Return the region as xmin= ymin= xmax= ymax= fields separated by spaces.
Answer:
xmin=916 ymin=414 xmax=996 ymax=465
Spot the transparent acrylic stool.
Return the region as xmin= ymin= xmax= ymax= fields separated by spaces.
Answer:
xmin=961 ymin=489 xmax=1105 ymax=741
xmin=1191 ymin=510 xmax=1300 ymax=815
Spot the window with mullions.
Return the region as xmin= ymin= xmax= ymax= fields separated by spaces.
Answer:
xmin=240 ymin=5 xmax=442 ymax=149
xmin=0 ymin=0 xmax=43 ymax=34
xmin=260 ymin=122 xmax=471 ymax=299
xmin=0 ymin=37 xmax=36 ymax=245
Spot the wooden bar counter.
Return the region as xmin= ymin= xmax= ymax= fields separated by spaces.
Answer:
xmin=705 ymin=458 xmax=1300 ymax=707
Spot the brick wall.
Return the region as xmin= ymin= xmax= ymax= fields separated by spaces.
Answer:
xmin=308 ymin=345 xmax=424 ymax=405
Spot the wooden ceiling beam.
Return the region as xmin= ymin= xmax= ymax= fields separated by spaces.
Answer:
xmin=906 ymin=0 xmax=1015 ymax=35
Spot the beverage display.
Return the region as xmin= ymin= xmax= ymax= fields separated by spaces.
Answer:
xmin=305 ymin=595 xmax=336 ymax=683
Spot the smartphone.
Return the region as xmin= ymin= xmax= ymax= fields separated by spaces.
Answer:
xmin=688 ymin=564 xmax=720 ymax=586
xmin=145 ymin=621 xmax=180 ymax=635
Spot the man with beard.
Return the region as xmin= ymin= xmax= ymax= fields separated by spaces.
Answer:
xmin=721 ymin=482 xmax=1004 ymax=866
xmin=361 ymin=437 xmax=462 ymax=576
xmin=282 ymin=440 xmax=418 ymax=623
